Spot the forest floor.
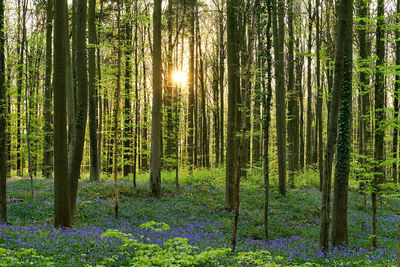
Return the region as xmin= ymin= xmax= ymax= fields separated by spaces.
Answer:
xmin=0 ymin=167 xmax=398 ymax=266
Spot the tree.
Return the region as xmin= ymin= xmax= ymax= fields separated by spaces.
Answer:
xmin=306 ymin=0 xmax=313 ymax=166
xmin=315 ymin=0 xmax=323 ymax=190
xmin=225 ymin=0 xmax=240 ymax=210
xmin=43 ymin=0 xmax=53 ymax=179
xmin=0 ymin=0 xmax=7 ymax=224
xmin=123 ymin=0 xmax=133 ymax=178
xmin=150 ymin=0 xmax=162 ymax=198
xmin=88 ymin=0 xmax=99 ymax=181
xmin=273 ymin=0 xmax=286 ymax=195
xmin=54 ymin=0 xmax=72 ymax=228
xmin=331 ymin=0 xmax=353 ymax=246
xmin=319 ymin=0 xmax=352 ymax=250
xmin=69 ymin=0 xmax=89 ymax=216
xmin=372 ymin=0 xmax=385 ymax=249
xmin=187 ymin=0 xmax=195 ymax=171
xmin=287 ymin=0 xmax=297 ymax=188
xmin=393 ymin=0 xmax=400 ymax=183
xmin=263 ymin=0 xmax=273 ymax=239
xmin=113 ymin=0 xmax=123 ymax=218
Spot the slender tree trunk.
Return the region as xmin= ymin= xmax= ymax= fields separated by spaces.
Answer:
xmin=123 ymin=0 xmax=133 ymax=177
xmin=0 ymin=0 xmax=7 ymax=224
xmin=273 ymin=0 xmax=286 ymax=195
xmin=372 ymin=0 xmax=385 ymax=249
xmin=306 ymin=0 xmax=313 ymax=166
xmin=69 ymin=0 xmax=88 ymax=216
xmin=287 ymin=0 xmax=297 ymax=188
xmin=225 ymin=0 xmax=240 ymax=210
xmin=89 ymin=0 xmax=99 ymax=181
xmin=43 ymin=0 xmax=53 ymax=179
xmin=141 ymin=24 xmax=149 ymax=170
xmin=113 ymin=0 xmax=123 ymax=218
xmin=316 ymin=0 xmax=323 ymax=190
xmin=133 ymin=0 xmax=139 ymax=186
xmin=188 ymin=0 xmax=195 ymax=171
xmin=16 ymin=0 xmax=27 ymax=177
xmin=54 ymin=0 xmax=72 ymax=228
xmin=393 ymin=0 xmax=400 ymax=183
xmin=263 ymin=0 xmax=272 ymax=239
xmin=219 ymin=7 xmax=225 ymax=165
xmin=150 ymin=0 xmax=162 ymax=198
xmin=97 ymin=0 xmax=104 ymax=174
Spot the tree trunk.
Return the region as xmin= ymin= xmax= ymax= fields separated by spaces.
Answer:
xmin=273 ymin=0 xmax=286 ymax=195
xmin=69 ymin=0 xmax=88 ymax=216
xmin=54 ymin=0 xmax=72 ymax=228
xmin=319 ymin=0 xmax=352 ymax=250
xmin=393 ymin=0 xmax=400 ymax=183
xmin=306 ymin=0 xmax=313 ymax=166
xmin=225 ymin=0 xmax=240 ymax=210
xmin=287 ymin=0 xmax=297 ymax=188
xmin=188 ymin=0 xmax=195 ymax=171
xmin=0 ymin=0 xmax=7 ymax=224
xmin=113 ymin=0 xmax=123 ymax=218
xmin=263 ymin=0 xmax=272 ymax=239
xmin=331 ymin=0 xmax=353 ymax=246
xmin=372 ymin=0 xmax=385 ymax=249
xmin=316 ymin=0 xmax=323 ymax=190
xmin=89 ymin=0 xmax=99 ymax=181
xmin=219 ymin=7 xmax=225 ymax=165
xmin=123 ymin=0 xmax=133 ymax=177
xmin=150 ymin=0 xmax=162 ymax=198
xmin=43 ymin=0 xmax=53 ymax=179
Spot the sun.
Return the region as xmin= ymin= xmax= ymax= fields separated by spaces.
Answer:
xmin=173 ymin=70 xmax=187 ymax=86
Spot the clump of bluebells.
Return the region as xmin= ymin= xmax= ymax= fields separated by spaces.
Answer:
xmin=0 ymin=173 xmax=397 ymax=266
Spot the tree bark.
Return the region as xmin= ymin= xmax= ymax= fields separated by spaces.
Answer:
xmin=273 ymin=0 xmax=286 ymax=195
xmin=69 ymin=0 xmax=88 ymax=216
xmin=331 ymin=0 xmax=353 ymax=246
xmin=54 ymin=0 xmax=72 ymax=228
xmin=89 ymin=0 xmax=99 ymax=181
xmin=150 ymin=0 xmax=162 ymax=198
xmin=225 ymin=0 xmax=240 ymax=210
xmin=43 ymin=0 xmax=53 ymax=179
xmin=263 ymin=0 xmax=272 ymax=239
xmin=287 ymin=0 xmax=297 ymax=188
xmin=0 ymin=0 xmax=7 ymax=224
xmin=306 ymin=0 xmax=313 ymax=166
xmin=319 ymin=0 xmax=352 ymax=250
xmin=372 ymin=0 xmax=385 ymax=249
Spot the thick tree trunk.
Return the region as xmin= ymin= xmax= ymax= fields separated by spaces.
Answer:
xmin=319 ymin=0 xmax=352 ymax=250
xmin=54 ymin=0 xmax=72 ymax=228
xmin=331 ymin=0 xmax=353 ymax=246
